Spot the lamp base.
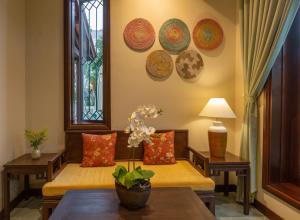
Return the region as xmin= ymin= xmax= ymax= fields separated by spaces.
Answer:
xmin=208 ymin=121 xmax=227 ymax=158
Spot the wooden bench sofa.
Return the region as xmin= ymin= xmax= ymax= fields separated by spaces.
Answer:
xmin=42 ymin=130 xmax=215 ymax=219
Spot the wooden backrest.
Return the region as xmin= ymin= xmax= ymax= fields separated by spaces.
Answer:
xmin=65 ymin=130 xmax=189 ymax=163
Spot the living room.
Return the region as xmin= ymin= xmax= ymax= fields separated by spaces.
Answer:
xmin=0 ymin=0 xmax=300 ymax=219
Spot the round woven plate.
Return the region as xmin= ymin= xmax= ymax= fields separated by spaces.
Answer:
xmin=159 ymin=19 xmax=190 ymax=54
xmin=176 ymin=50 xmax=203 ymax=80
xmin=146 ymin=50 xmax=173 ymax=80
xmin=193 ymin=18 xmax=223 ymax=50
xmin=124 ymin=18 xmax=155 ymax=51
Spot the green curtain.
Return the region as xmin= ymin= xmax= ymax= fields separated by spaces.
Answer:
xmin=237 ymin=0 xmax=300 ymax=202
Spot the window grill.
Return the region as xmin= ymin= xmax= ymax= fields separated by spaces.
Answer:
xmin=80 ymin=0 xmax=104 ymax=121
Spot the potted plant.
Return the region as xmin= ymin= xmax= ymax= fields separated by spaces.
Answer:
xmin=25 ymin=129 xmax=48 ymax=159
xmin=112 ymin=105 xmax=162 ymax=209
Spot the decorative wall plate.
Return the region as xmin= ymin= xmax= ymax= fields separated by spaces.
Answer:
xmin=146 ymin=50 xmax=173 ymax=80
xmin=124 ymin=18 xmax=155 ymax=51
xmin=193 ymin=18 xmax=223 ymax=50
xmin=159 ymin=19 xmax=190 ymax=53
xmin=176 ymin=50 xmax=203 ymax=80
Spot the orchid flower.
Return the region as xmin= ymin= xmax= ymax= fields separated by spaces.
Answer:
xmin=125 ymin=105 xmax=162 ymax=149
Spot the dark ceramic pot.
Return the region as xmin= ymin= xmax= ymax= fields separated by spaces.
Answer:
xmin=115 ymin=181 xmax=151 ymax=210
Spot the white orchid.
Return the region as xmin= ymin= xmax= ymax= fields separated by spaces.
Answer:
xmin=125 ymin=105 xmax=162 ymax=149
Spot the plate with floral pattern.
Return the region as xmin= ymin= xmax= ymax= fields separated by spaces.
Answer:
xmin=176 ymin=50 xmax=203 ymax=80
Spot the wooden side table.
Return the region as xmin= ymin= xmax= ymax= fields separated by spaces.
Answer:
xmin=189 ymin=149 xmax=250 ymax=215
xmin=2 ymin=152 xmax=65 ymax=220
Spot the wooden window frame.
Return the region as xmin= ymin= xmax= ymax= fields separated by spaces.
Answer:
xmin=64 ymin=0 xmax=111 ymax=131
xmin=262 ymin=8 xmax=300 ymax=209
xmin=263 ymin=78 xmax=300 ymax=210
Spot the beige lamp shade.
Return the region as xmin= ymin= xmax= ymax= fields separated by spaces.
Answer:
xmin=199 ymin=98 xmax=236 ymax=158
xmin=199 ymin=98 xmax=236 ymax=119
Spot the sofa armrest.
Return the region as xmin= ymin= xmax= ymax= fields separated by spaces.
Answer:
xmin=187 ymin=146 xmax=210 ymax=177
xmin=47 ymin=150 xmax=67 ymax=182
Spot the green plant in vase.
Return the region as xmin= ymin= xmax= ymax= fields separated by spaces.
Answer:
xmin=112 ymin=105 xmax=162 ymax=209
xmin=25 ymin=129 xmax=47 ymax=159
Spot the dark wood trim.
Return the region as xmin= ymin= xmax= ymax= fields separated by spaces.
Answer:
xmin=28 ymin=188 xmax=42 ymax=196
xmin=263 ymin=183 xmax=300 ymax=210
xmin=47 ymin=150 xmax=67 ymax=181
xmin=262 ymin=8 xmax=300 ymax=210
xmin=43 ymin=190 xmax=215 ymax=220
xmin=102 ymin=0 xmax=111 ymax=130
xmin=3 ymin=154 xmax=59 ymax=220
xmin=188 ymin=146 xmax=210 ymax=177
xmin=190 ymin=151 xmax=250 ymax=215
xmin=263 ymin=58 xmax=300 ymax=210
xmin=262 ymin=76 xmax=300 ymax=209
xmin=0 ymin=190 xmax=27 ymax=220
xmin=195 ymin=190 xmax=216 ymax=215
xmin=65 ymin=130 xmax=189 ymax=163
xmin=214 ymin=184 xmax=236 ymax=193
xmin=64 ymin=0 xmax=72 ymax=131
xmin=254 ymin=199 xmax=284 ymax=220
xmin=262 ymin=76 xmax=272 ymax=189
xmin=64 ymin=0 xmax=111 ymax=131
xmin=45 ymin=189 xmax=215 ymax=220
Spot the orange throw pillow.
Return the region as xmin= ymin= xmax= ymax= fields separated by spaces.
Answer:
xmin=81 ymin=133 xmax=117 ymax=167
xmin=143 ymin=131 xmax=176 ymax=165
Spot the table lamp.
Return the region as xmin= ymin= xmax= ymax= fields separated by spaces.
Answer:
xmin=199 ymin=98 xmax=236 ymax=158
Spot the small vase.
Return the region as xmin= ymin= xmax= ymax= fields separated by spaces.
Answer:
xmin=31 ymin=149 xmax=41 ymax=159
xmin=115 ymin=181 xmax=151 ymax=210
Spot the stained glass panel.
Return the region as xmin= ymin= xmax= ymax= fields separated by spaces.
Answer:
xmin=80 ymin=0 xmax=104 ymax=121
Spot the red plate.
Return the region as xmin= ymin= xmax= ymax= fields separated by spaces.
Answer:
xmin=124 ymin=18 xmax=155 ymax=51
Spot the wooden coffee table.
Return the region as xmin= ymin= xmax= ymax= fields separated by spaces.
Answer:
xmin=49 ymin=188 xmax=215 ymax=220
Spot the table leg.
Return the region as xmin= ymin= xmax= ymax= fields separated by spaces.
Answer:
xmin=42 ymin=205 xmax=50 ymax=220
xmin=243 ymin=167 xmax=250 ymax=215
xmin=24 ymin=174 xmax=30 ymax=200
xmin=3 ymin=170 xmax=10 ymax=220
xmin=224 ymin=171 xmax=229 ymax=196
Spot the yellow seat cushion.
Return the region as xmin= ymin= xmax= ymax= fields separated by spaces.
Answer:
xmin=42 ymin=160 xmax=215 ymax=197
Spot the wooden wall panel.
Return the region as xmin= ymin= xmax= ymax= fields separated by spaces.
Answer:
xmin=263 ymin=8 xmax=300 ymax=209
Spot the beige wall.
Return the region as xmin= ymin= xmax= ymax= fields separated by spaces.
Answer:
xmin=234 ymin=3 xmax=244 ymax=156
xmin=111 ymin=0 xmax=238 ymax=152
xmin=25 ymin=0 xmax=64 ymax=153
xmin=0 ymin=0 xmax=26 ymax=209
xmin=25 ymin=0 xmax=238 ymax=153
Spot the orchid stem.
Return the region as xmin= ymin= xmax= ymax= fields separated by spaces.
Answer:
xmin=128 ymin=160 xmax=130 ymax=172
xmin=132 ymin=148 xmax=135 ymax=170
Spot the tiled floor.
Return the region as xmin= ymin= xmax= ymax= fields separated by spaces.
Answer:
xmin=215 ymin=193 xmax=268 ymax=220
xmin=10 ymin=193 xmax=267 ymax=220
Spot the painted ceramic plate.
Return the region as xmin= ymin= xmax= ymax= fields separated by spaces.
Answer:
xmin=159 ymin=19 xmax=191 ymax=53
xmin=146 ymin=50 xmax=173 ymax=80
xmin=193 ymin=18 xmax=223 ymax=50
xmin=176 ymin=50 xmax=203 ymax=80
xmin=124 ymin=18 xmax=155 ymax=51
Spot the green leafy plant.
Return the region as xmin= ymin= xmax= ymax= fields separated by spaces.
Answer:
xmin=25 ymin=129 xmax=48 ymax=150
xmin=113 ymin=165 xmax=155 ymax=189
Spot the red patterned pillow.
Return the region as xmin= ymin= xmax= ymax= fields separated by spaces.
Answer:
xmin=143 ymin=131 xmax=176 ymax=165
xmin=81 ymin=133 xmax=117 ymax=167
